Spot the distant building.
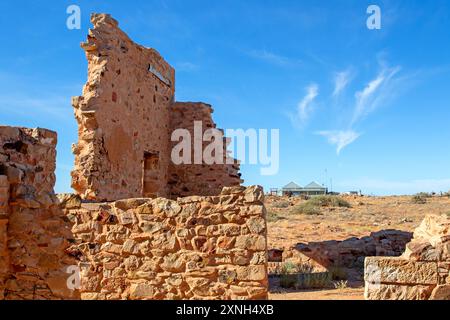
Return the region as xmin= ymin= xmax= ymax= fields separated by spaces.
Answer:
xmin=282 ymin=182 xmax=304 ymax=196
xmin=303 ymin=181 xmax=328 ymax=196
xmin=282 ymin=181 xmax=328 ymax=197
xmin=269 ymin=188 xmax=279 ymax=196
xmin=341 ymin=191 xmax=362 ymax=196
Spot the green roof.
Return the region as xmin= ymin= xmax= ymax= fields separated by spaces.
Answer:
xmin=304 ymin=181 xmax=326 ymax=190
xmin=282 ymin=182 xmax=303 ymax=190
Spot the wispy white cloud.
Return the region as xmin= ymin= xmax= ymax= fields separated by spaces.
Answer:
xmin=317 ymin=63 xmax=405 ymax=154
xmin=289 ymin=84 xmax=319 ymax=128
xmin=351 ymin=65 xmax=401 ymax=125
xmin=337 ymin=178 xmax=450 ymax=195
xmin=298 ymin=84 xmax=319 ymax=122
xmin=248 ymin=49 xmax=301 ymax=67
xmin=175 ymin=62 xmax=199 ymax=72
xmin=333 ymin=70 xmax=352 ymax=97
xmin=316 ymin=130 xmax=361 ymax=155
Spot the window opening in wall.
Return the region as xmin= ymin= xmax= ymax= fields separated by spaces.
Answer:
xmin=148 ymin=64 xmax=172 ymax=87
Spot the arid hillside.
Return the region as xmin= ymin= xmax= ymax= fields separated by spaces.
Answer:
xmin=266 ymin=194 xmax=450 ymax=300
xmin=267 ymin=194 xmax=450 ymax=250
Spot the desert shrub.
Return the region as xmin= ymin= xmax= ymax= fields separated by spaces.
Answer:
xmin=271 ymin=201 xmax=291 ymax=209
xmin=267 ymin=210 xmax=284 ymax=222
xmin=290 ymin=195 xmax=350 ymax=215
xmin=279 ymin=274 xmax=297 ymax=289
xmin=277 ymin=262 xmax=331 ymax=289
xmin=328 ymin=266 xmax=348 ymax=281
xmin=308 ymin=195 xmax=351 ymax=208
xmin=278 ymin=262 xmax=300 ymax=289
xmin=416 ymin=192 xmax=432 ymax=198
xmin=296 ymin=272 xmax=332 ymax=289
xmin=278 ymin=261 xmax=314 ymax=274
xmin=290 ymin=202 xmax=322 ymax=215
xmin=333 ymin=280 xmax=349 ymax=290
xmin=412 ymin=194 xmax=428 ymax=204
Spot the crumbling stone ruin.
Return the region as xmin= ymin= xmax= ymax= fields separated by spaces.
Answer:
xmin=71 ymin=14 xmax=241 ymax=202
xmin=365 ymin=215 xmax=450 ymax=300
xmin=268 ymin=230 xmax=412 ymax=282
xmin=0 ymin=127 xmax=79 ymax=300
xmin=0 ymin=13 xmax=268 ymax=300
xmin=63 ymin=186 xmax=267 ymax=300
xmin=291 ymin=230 xmax=412 ymax=269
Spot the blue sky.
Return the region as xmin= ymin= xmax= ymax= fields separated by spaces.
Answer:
xmin=1 ymin=0 xmax=450 ymax=195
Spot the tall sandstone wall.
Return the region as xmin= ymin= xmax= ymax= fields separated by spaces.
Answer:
xmin=64 ymin=186 xmax=268 ymax=300
xmin=365 ymin=215 xmax=450 ymax=300
xmin=0 ymin=125 xmax=267 ymax=301
xmin=0 ymin=127 xmax=78 ymax=300
xmin=71 ymin=14 xmax=242 ymax=202
xmin=71 ymin=14 xmax=175 ymax=202
xmin=169 ymin=102 xmax=242 ymax=198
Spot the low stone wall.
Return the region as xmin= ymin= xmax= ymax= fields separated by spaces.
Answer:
xmin=365 ymin=215 xmax=450 ymax=300
xmin=0 ymin=193 xmax=7 ymax=299
xmin=63 ymin=186 xmax=268 ymax=300
xmin=284 ymin=230 xmax=412 ymax=270
xmin=0 ymin=127 xmax=79 ymax=300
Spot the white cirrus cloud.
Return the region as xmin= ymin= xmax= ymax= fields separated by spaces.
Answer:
xmin=316 ymin=130 xmax=361 ymax=155
xmin=248 ymin=49 xmax=301 ymax=67
xmin=352 ymin=65 xmax=401 ymax=125
xmin=333 ymin=70 xmax=352 ymax=97
xmin=318 ymin=63 xmax=404 ymax=155
xmin=297 ymin=84 xmax=319 ymax=123
xmin=176 ymin=62 xmax=199 ymax=72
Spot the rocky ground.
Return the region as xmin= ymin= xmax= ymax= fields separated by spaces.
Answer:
xmin=266 ymin=194 xmax=450 ymax=300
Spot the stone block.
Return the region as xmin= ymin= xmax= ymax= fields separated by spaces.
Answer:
xmin=365 ymin=257 xmax=438 ymax=285
xmin=364 ymin=282 xmax=435 ymax=300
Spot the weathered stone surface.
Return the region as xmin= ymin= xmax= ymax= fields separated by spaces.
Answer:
xmin=0 ymin=13 xmax=268 ymax=301
xmin=0 ymin=126 xmax=79 ymax=300
xmin=365 ymin=214 xmax=450 ymax=300
xmin=429 ymin=284 xmax=450 ymax=300
xmin=235 ymin=235 xmax=266 ymax=251
xmin=57 ymin=194 xmax=82 ymax=209
xmin=246 ymin=216 xmax=266 ymax=234
xmin=293 ymin=229 xmax=412 ymax=269
xmin=130 ymin=282 xmax=155 ymax=300
xmin=413 ymin=215 xmax=450 ymax=245
xmin=364 ymin=283 xmax=435 ymax=300
xmin=365 ymin=257 xmax=438 ymax=285
xmin=236 ymin=265 xmax=267 ymax=281
xmin=71 ymin=13 xmax=242 ymax=202
xmin=62 ymin=185 xmax=268 ymax=300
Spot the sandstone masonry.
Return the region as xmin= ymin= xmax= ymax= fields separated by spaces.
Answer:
xmin=71 ymin=14 xmax=242 ymax=202
xmin=63 ymin=186 xmax=268 ymax=300
xmin=0 ymin=13 xmax=268 ymax=301
xmin=0 ymin=127 xmax=79 ymax=300
xmin=0 ymin=125 xmax=267 ymax=300
xmin=365 ymin=215 xmax=450 ymax=300
xmin=290 ymin=230 xmax=412 ymax=270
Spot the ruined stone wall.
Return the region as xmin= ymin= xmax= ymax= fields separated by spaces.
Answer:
xmin=289 ymin=230 xmax=412 ymax=270
xmin=0 ymin=176 xmax=8 ymax=299
xmin=71 ymin=14 xmax=242 ymax=202
xmin=64 ymin=186 xmax=268 ymax=300
xmin=365 ymin=215 xmax=450 ymax=300
xmin=169 ymin=102 xmax=242 ymax=199
xmin=0 ymin=127 xmax=79 ymax=300
xmin=71 ymin=14 xmax=175 ymax=202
